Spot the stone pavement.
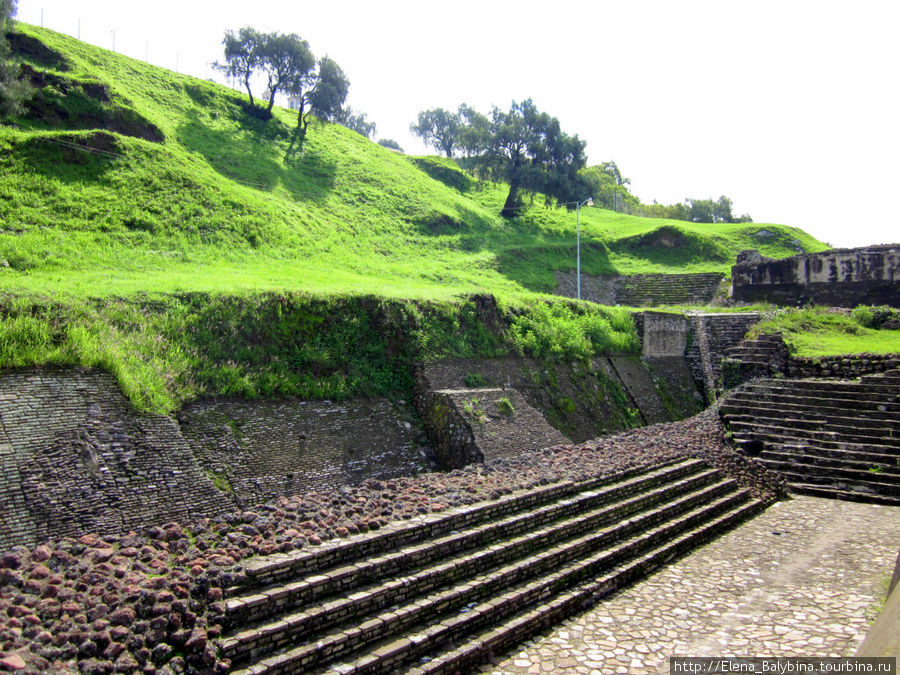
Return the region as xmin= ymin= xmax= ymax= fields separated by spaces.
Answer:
xmin=483 ymin=495 xmax=900 ymax=675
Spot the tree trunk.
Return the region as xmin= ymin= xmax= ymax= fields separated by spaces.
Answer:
xmin=501 ymin=183 xmax=519 ymax=218
xmin=244 ymin=76 xmax=255 ymax=108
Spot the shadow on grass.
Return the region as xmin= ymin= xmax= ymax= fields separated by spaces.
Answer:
xmin=13 ymin=132 xmax=121 ymax=183
xmin=176 ymin=117 xmax=336 ymax=204
xmin=493 ymin=239 xmax=619 ymax=292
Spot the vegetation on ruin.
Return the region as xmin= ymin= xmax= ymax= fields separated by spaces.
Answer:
xmin=2 ymin=24 xmax=875 ymax=412
xmin=747 ymin=306 xmax=900 ymax=357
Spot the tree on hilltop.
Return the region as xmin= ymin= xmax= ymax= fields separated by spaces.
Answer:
xmin=289 ymin=55 xmax=349 ymax=138
xmin=257 ymin=32 xmax=314 ymax=116
xmin=216 ymin=27 xmax=352 ymax=140
xmin=410 ymin=107 xmax=464 ymax=157
xmin=463 ymin=99 xmax=587 ymax=217
xmin=215 ymin=27 xmax=263 ymax=109
xmin=334 ymin=107 xmax=376 ymax=138
xmin=580 ymin=162 xmax=638 ymax=211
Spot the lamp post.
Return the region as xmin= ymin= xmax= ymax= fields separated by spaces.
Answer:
xmin=576 ymin=197 xmax=594 ymax=300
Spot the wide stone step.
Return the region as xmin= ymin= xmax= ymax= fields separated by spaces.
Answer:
xmin=775 ymin=468 xmax=900 ymax=499
xmin=221 ymin=467 xmax=723 ymax=662
xmin=724 ymin=413 xmax=900 ymax=438
xmin=223 ymin=460 xmax=705 ymax=628
xmin=725 ymin=393 xmax=900 ymax=419
xmin=727 ymin=420 xmax=900 ymax=448
xmin=760 ymin=458 xmax=900 ymax=489
xmin=759 ymin=449 xmax=900 ymax=473
xmin=787 ymin=484 xmax=900 ymax=507
xmin=234 ymin=460 xmax=686 ymax=591
xmin=317 ymin=489 xmax=756 ymax=675
xmin=741 ymin=381 xmax=900 ymax=401
xmin=720 ymin=399 xmax=899 ymax=425
xmin=735 ymin=435 xmax=900 ymax=458
xmin=225 ymin=468 xmax=755 ymax=674
xmin=406 ymin=497 xmax=766 ymax=675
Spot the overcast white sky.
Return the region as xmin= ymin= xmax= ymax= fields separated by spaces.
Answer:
xmin=14 ymin=0 xmax=900 ymax=248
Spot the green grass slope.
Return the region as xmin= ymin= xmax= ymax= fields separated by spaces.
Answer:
xmin=0 ymin=26 xmax=841 ymax=412
xmin=2 ymin=24 xmax=828 ymax=300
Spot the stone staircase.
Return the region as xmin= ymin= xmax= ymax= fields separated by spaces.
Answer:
xmin=219 ymin=458 xmax=766 ymax=674
xmin=720 ymin=333 xmax=790 ymax=389
xmin=616 ymin=273 xmax=724 ymax=307
xmin=720 ymin=371 xmax=900 ymax=505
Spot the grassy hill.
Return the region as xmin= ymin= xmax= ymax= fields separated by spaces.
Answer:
xmin=0 ymin=25 xmax=839 ymax=411
xmin=2 ymin=24 xmax=828 ymax=299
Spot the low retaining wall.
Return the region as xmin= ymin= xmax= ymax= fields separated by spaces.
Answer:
xmin=787 ymin=353 xmax=900 ymax=379
xmin=554 ymin=271 xmax=723 ymax=307
xmin=0 ymin=368 xmax=428 ymax=550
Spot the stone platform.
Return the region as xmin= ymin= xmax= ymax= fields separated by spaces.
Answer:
xmin=485 ymin=495 xmax=899 ymax=674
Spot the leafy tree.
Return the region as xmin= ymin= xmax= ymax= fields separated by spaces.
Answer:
xmin=599 ymin=161 xmax=630 ymax=187
xmin=410 ymin=107 xmax=463 ymax=157
xmin=289 ymin=55 xmax=349 ymax=137
xmin=463 ymin=99 xmax=587 ymax=217
xmin=335 ymin=107 xmax=376 ymax=138
xmin=0 ymin=0 xmax=28 ymax=120
xmin=684 ymin=195 xmax=751 ymax=223
xmin=579 ymin=163 xmax=638 ymax=211
xmin=377 ymin=138 xmax=403 ymax=152
xmin=256 ymin=32 xmax=314 ymax=115
xmin=214 ymin=26 xmax=263 ymax=109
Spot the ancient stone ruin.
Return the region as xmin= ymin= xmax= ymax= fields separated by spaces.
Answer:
xmin=731 ymin=245 xmax=900 ymax=307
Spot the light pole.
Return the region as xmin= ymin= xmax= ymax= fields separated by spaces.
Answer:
xmin=576 ymin=197 xmax=594 ymax=300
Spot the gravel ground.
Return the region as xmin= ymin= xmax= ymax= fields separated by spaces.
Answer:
xmin=0 ymin=408 xmax=781 ymax=674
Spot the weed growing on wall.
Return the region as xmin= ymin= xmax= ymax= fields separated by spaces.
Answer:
xmin=0 ymin=291 xmax=640 ymax=414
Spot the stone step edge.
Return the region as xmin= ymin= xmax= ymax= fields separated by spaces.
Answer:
xmin=235 ymin=458 xmax=698 ymax=587
xmin=787 ymin=484 xmax=900 ymax=507
xmin=725 ymin=414 xmax=899 ymax=437
xmin=735 ymin=436 xmax=900 ymax=456
xmin=724 ymin=392 xmax=900 ymax=414
xmin=740 ymin=381 xmax=900 ymax=396
xmin=309 ymin=488 xmax=754 ymax=675
xmin=758 ymin=450 xmax=900 ymax=477
xmin=407 ymin=498 xmax=768 ymax=675
xmin=223 ymin=462 xmax=715 ymax=631
xmin=761 ymin=461 xmax=900 ymax=488
xmin=777 ymin=470 xmax=900 ymax=497
xmin=758 ymin=446 xmax=900 ymax=465
xmin=228 ymin=483 xmax=747 ymax=674
xmin=220 ymin=470 xmax=727 ymax=659
xmin=720 ymin=402 xmax=899 ymax=423
xmin=727 ymin=421 xmax=900 ymax=446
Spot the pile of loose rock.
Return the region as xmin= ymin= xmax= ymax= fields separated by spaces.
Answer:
xmin=0 ymin=409 xmax=781 ymax=674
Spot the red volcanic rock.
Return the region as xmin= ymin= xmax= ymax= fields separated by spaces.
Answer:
xmin=108 ymin=607 xmax=135 ymax=626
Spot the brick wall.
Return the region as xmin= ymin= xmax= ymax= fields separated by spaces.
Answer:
xmin=0 ymin=368 xmax=428 ymax=549
xmin=0 ymin=368 xmax=232 ymax=550
xmin=176 ymin=398 xmax=428 ymax=508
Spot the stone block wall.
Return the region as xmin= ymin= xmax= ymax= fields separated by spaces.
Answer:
xmin=0 ymin=368 xmax=429 ymax=549
xmin=415 ymin=355 xmax=703 ymax=449
xmin=732 ymin=245 xmax=900 ymax=307
xmin=554 ymin=271 xmax=724 ymax=307
xmin=176 ymin=398 xmax=428 ymax=509
xmin=787 ymin=353 xmax=900 ymax=379
xmin=636 ymin=312 xmax=689 ymax=357
xmin=424 ymin=388 xmax=569 ymax=468
xmin=684 ymin=312 xmax=761 ymax=399
xmin=0 ymin=368 xmax=232 ymax=550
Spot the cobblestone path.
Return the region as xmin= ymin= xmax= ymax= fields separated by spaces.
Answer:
xmin=483 ymin=495 xmax=900 ymax=675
